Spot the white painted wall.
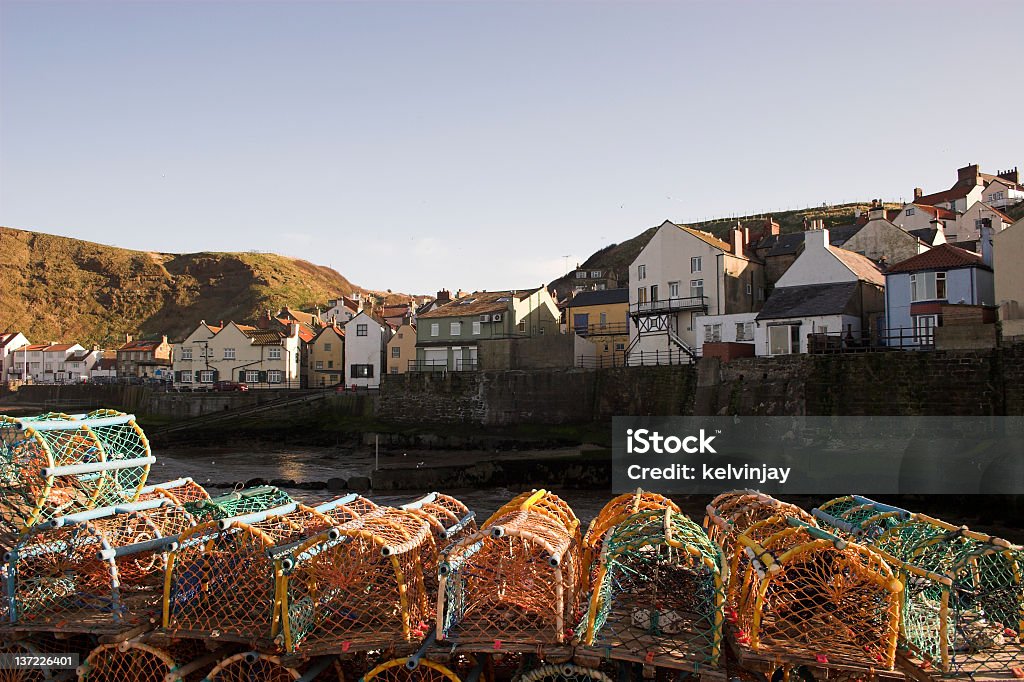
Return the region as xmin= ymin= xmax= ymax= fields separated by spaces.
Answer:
xmin=345 ymin=312 xmax=391 ymax=388
xmin=775 ymin=229 xmax=859 ymax=287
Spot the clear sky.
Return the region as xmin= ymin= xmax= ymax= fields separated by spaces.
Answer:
xmin=2 ymin=1 xmax=1022 ymax=295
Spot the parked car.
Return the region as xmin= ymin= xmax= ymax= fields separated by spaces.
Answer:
xmin=212 ymin=381 xmax=249 ymax=392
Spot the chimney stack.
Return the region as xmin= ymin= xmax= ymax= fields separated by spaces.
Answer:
xmin=766 ymin=216 xmax=780 ymax=237
xmin=730 ymin=225 xmax=746 ymax=255
xmin=914 ymin=187 xmax=923 ymax=200
xmin=437 ymin=289 xmax=451 ymax=303
xmin=805 ymin=226 xmax=830 ymax=251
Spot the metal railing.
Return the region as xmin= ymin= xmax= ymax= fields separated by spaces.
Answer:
xmin=629 ymin=296 xmax=708 ymax=316
xmin=807 ymin=327 xmax=935 ymax=354
xmin=577 ymin=347 xmax=699 ymax=369
xmin=572 ymin=322 xmax=629 ymax=337
xmin=407 ymin=360 xmax=480 ymax=373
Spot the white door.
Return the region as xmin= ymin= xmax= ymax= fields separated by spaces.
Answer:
xmin=424 ymin=348 xmax=446 ymax=368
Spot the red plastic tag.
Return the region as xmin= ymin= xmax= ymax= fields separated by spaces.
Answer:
xmin=1005 ymin=627 xmax=1017 ymax=637
xmin=1011 ymin=668 xmax=1024 ymax=680
xmin=645 ymin=652 xmax=655 ymax=663
xmin=815 ymin=654 xmax=829 ymax=664
xmin=342 ymin=642 xmax=351 ymax=652
xmin=493 ymin=640 xmax=502 ymax=650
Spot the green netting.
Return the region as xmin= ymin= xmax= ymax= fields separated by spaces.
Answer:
xmin=0 ymin=411 xmax=151 ymax=543
xmin=185 ymin=485 xmax=293 ymax=522
xmin=579 ymin=509 xmax=725 ymax=670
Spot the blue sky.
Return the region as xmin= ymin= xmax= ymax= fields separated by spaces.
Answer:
xmin=2 ymin=1 xmax=1022 ymax=294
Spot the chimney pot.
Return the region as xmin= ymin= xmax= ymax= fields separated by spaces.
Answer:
xmin=914 ymin=187 xmax=923 ymax=199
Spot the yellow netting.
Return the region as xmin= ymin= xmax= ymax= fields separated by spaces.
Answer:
xmin=363 ymin=657 xmax=472 ymax=682
xmin=731 ymin=518 xmax=902 ymax=669
xmin=703 ymin=491 xmax=815 ymax=565
xmin=438 ymin=490 xmax=583 ymax=649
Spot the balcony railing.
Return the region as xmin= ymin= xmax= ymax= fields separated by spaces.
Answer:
xmin=629 ymin=296 xmax=708 ymax=316
xmin=573 ymin=322 xmax=629 ymax=337
xmin=807 ymin=327 xmax=935 ymax=354
xmin=407 ymin=359 xmax=480 ymax=372
xmin=577 ymin=347 xmax=700 ymax=369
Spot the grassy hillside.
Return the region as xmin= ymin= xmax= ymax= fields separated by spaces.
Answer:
xmin=549 ymin=202 xmax=900 ymax=298
xmin=0 ymin=226 xmax=381 ymax=346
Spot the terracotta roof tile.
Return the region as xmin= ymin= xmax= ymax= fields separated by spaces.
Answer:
xmin=886 ymin=244 xmax=988 ymax=274
xmin=908 ymin=204 xmax=956 ymax=221
xmin=118 ymin=339 xmax=164 ymax=351
xmin=915 ymin=185 xmax=975 ymax=206
xmin=44 ymin=344 xmax=77 ymax=352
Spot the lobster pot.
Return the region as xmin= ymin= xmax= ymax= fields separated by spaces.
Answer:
xmin=204 ymin=651 xmax=343 ymax=682
xmin=812 ymin=495 xmax=912 ymax=541
xmin=400 ymin=492 xmax=476 ymax=598
xmin=0 ymin=639 xmax=51 ymax=681
xmin=0 ymin=411 xmax=152 ymax=540
xmin=185 ymin=485 xmax=294 ymax=523
xmin=583 ymin=491 xmax=678 ymax=568
xmin=139 ymin=477 xmax=211 ymax=507
xmin=6 ymin=499 xmax=194 ymax=629
xmin=163 ymin=502 xmax=334 ymax=642
xmin=77 ymin=640 xmax=213 ymax=682
xmin=870 ymin=514 xmax=1023 ymax=676
xmin=733 ymin=519 xmax=902 ymax=669
xmin=513 ymin=665 xmax=612 ymax=682
xmin=438 ymin=490 xmax=582 ymax=649
xmin=276 ymin=506 xmax=437 ymax=653
xmin=702 ymin=490 xmax=814 ymax=562
xmin=363 ymin=655 xmax=483 ymax=682
xmin=581 ymin=509 xmax=726 ymax=669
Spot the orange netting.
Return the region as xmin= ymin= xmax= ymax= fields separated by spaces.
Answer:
xmin=730 ymin=517 xmax=902 ymax=670
xmin=205 ymin=651 xmax=343 ymax=681
xmin=276 ymin=492 xmax=472 ymax=654
xmin=138 ymin=477 xmax=211 ymax=508
xmin=437 ymin=490 xmax=583 ymax=649
xmin=582 ymin=490 xmax=678 ymax=570
xmin=8 ymin=499 xmax=194 ymax=630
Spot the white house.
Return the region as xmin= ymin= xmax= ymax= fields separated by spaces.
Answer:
xmin=891 ymin=203 xmax=956 ymax=237
xmin=627 ymin=221 xmax=765 ymax=365
xmin=64 ymin=349 xmax=103 ymax=383
xmin=40 ymin=344 xmax=86 ymax=383
xmin=173 ymin=321 xmax=301 ymax=389
xmin=753 ymin=228 xmax=885 ymax=356
xmin=0 ymin=332 xmax=29 ymax=380
xmin=953 ymin=201 xmax=1015 ymax=244
xmin=345 ymin=311 xmax=391 ymax=388
xmin=982 ymin=175 xmax=1024 ymax=209
xmin=323 ymin=295 xmax=362 ymax=324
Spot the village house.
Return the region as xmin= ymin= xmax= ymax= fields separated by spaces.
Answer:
xmin=323 ymin=294 xmax=362 ymax=323
xmin=255 ymin=308 xmax=321 ymax=387
xmin=839 ymin=206 xmax=928 ymax=266
xmin=307 ymin=323 xmax=345 ymax=387
xmin=992 ymin=217 xmax=1024 ymax=337
xmin=414 ymin=287 xmax=560 ymax=371
xmin=569 ymin=267 xmax=619 ymax=292
xmin=117 ymin=336 xmax=172 ymax=381
xmin=344 ymin=311 xmax=391 ymax=388
xmin=980 ymin=169 xmax=1023 ymax=209
xmin=565 ymin=288 xmax=629 ymax=364
xmin=42 ymin=343 xmax=87 ymax=383
xmin=173 ymin=322 xmax=301 ymax=388
xmin=891 ymin=203 xmax=956 ymax=236
xmin=951 ymin=202 xmax=1015 ymax=245
xmin=700 ymin=227 xmax=885 ymax=357
xmin=380 ymin=302 xmax=414 ymax=328
xmin=89 ymin=352 xmax=118 ymax=383
xmin=627 ymin=221 xmax=766 ymax=365
xmin=884 ymin=243 xmax=995 ymax=349
xmin=0 ymin=332 xmax=29 ymax=380
xmin=386 ymin=323 xmax=417 ymax=374
xmin=64 ymin=348 xmax=103 ymax=383
xmin=9 ymin=344 xmax=48 ymax=382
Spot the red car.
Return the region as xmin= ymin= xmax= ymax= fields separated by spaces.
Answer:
xmin=212 ymin=380 xmax=249 ymax=392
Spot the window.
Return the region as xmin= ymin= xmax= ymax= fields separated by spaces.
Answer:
xmin=599 ymin=312 xmax=607 ymax=326
xmin=690 ymin=279 xmax=704 ymax=299
xmin=200 ymin=370 xmax=214 ymax=383
xmin=268 ymin=370 xmax=283 ymax=384
xmin=704 ymin=324 xmax=722 ymax=343
xmin=223 ymin=348 xmax=235 ymax=360
xmin=351 ymin=364 xmax=374 ymax=378
xmin=392 ymin=346 xmax=401 ymax=358
xmin=650 ymin=284 xmax=659 ymax=301
xmin=669 ymin=281 xmax=680 ymax=298
xmin=450 ymin=322 xmax=462 ymax=336
xmin=181 ymin=347 xmax=193 ymax=360
xmin=324 ymin=343 xmax=332 ymax=352
xmin=746 ymin=283 xmax=752 ymax=295
xmin=472 ymin=321 xmax=481 ymax=335
xmin=356 ymin=324 xmax=368 ymax=337
xmin=691 ymin=257 xmax=702 ymax=273
xmin=245 ymin=370 xmax=260 ymax=383
xmin=906 ymin=207 xmax=915 ymax=216
xmin=431 ymin=323 xmax=439 ymax=337
xmin=518 ymin=321 xmax=526 ymax=332
xmin=268 ymin=348 xmax=281 ymax=360
xmin=328 ymin=360 xmax=333 ymax=368
xmin=914 ymin=315 xmax=938 ymax=343
xmin=637 ymin=287 xmax=648 ymax=304
xmin=591 ymin=270 xmax=601 ymax=278
xmin=768 ymin=325 xmax=800 ymax=356
xmin=736 ymin=322 xmax=754 ymax=341
xmin=576 ymin=271 xmax=587 ymax=278
xmin=993 ymin=191 xmax=1004 ymax=201
xmin=180 ymin=373 xmax=193 ymax=383
xmin=637 ymin=264 xmax=647 ymax=280
xmin=910 ymin=271 xmax=947 ymax=302
xmin=391 ymin=367 xmax=399 ymax=374
xmin=316 ymin=360 xmax=324 ymax=369
xmin=615 ymin=343 xmax=625 ymax=351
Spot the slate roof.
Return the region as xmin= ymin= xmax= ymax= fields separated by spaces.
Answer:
xmin=761 ymin=225 xmax=861 ymax=256
xmin=886 ymin=243 xmax=988 ymax=274
xmin=418 ymin=288 xmax=545 ymax=319
xmin=118 ymin=338 xmax=164 ymax=352
xmin=240 ymin=327 xmax=287 ymax=345
xmin=908 ymin=227 xmax=940 ymax=244
xmin=756 ymin=282 xmax=860 ymax=321
xmin=570 ymin=289 xmax=629 ymax=307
